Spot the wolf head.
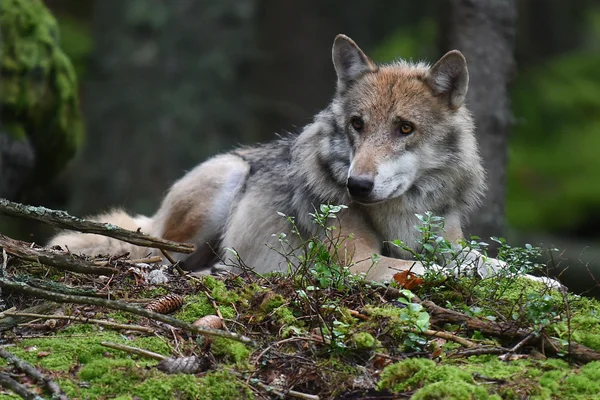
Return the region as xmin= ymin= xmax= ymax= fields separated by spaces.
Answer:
xmin=329 ymin=34 xmax=479 ymax=206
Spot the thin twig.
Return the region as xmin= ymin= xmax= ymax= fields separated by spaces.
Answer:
xmin=203 ymin=291 xmax=230 ymax=332
xmin=350 ymin=306 xmax=476 ymax=348
xmin=449 ymin=346 xmax=508 ymax=358
xmin=0 ymin=199 xmax=194 ymax=254
xmin=254 ymin=337 xmax=319 ymax=362
xmin=234 ymin=369 xmax=319 ymax=400
xmin=0 ymin=348 xmax=67 ymax=399
xmin=250 ymin=378 xmax=320 ymax=400
xmin=0 ymin=278 xmax=254 ymax=345
xmin=3 ymin=312 xmax=155 ymax=334
xmin=100 ymin=341 xmax=168 ymax=361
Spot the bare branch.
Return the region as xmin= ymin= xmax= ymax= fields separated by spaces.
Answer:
xmin=0 ymin=348 xmax=67 ymax=400
xmin=0 ymin=234 xmax=118 ymax=275
xmin=0 ymin=199 xmax=193 ymax=254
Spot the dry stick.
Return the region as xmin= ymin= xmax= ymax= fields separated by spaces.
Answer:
xmin=130 ymin=256 xmax=163 ymax=264
xmin=233 ymin=369 xmax=320 ymax=400
xmin=0 ymin=234 xmax=118 ymax=275
xmin=4 ymin=312 xmax=155 ymax=334
xmin=449 ymin=346 xmax=508 ymax=358
xmin=420 ymin=299 xmax=600 ymax=363
xmin=101 ymin=342 xmax=168 ymax=361
xmin=0 ymin=302 xmax=57 ymax=332
xmin=414 ymin=328 xmax=477 ymax=348
xmin=93 ymin=255 xmax=164 ymax=266
xmin=0 ymin=278 xmax=254 ymax=345
xmin=0 ymin=372 xmax=45 ymax=400
xmin=0 ymin=199 xmax=194 ymax=254
xmin=0 ymin=348 xmax=67 ymax=400
xmin=377 ymin=287 xmax=600 ymax=363
xmin=249 ymin=378 xmax=320 ymax=400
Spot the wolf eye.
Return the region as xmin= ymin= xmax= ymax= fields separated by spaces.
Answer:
xmin=397 ymin=122 xmax=414 ymax=135
xmin=350 ymin=117 xmax=364 ymax=132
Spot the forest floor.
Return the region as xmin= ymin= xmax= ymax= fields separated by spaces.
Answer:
xmin=1 ymin=204 xmax=600 ymax=399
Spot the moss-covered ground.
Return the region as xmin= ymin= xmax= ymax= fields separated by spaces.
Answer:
xmin=2 ymin=255 xmax=600 ymax=399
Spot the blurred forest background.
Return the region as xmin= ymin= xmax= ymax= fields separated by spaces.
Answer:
xmin=2 ymin=0 xmax=600 ymax=293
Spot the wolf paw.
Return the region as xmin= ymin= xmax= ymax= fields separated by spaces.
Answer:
xmin=441 ymin=249 xmax=564 ymax=290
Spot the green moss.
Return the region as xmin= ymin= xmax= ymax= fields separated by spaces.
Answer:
xmin=563 ymin=361 xmax=600 ymax=395
xmin=3 ymin=330 xmax=253 ymax=399
xmin=412 ymin=380 xmax=493 ymax=400
xmin=274 ymin=304 xmax=297 ymax=325
xmin=105 ymin=310 xmax=141 ymax=324
xmin=211 ymin=337 xmax=251 ymax=365
xmin=6 ymin=331 xmax=166 ymax=371
xmin=379 ymin=358 xmax=474 ymax=393
xmin=175 ymin=294 xmax=235 ymax=322
xmin=202 ymin=275 xmax=240 ymax=304
xmin=259 ymin=293 xmax=285 ymax=313
xmin=0 ymin=0 xmax=84 ymax=183
xmin=351 ymin=331 xmax=377 ymax=349
xmin=195 ymin=370 xmax=253 ymax=400
xmin=134 ymin=373 xmax=204 ymax=400
xmin=139 ymin=286 xmax=170 ymax=298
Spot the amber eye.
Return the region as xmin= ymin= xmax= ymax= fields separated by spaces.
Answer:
xmin=350 ymin=117 xmax=364 ymax=132
xmin=398 ymin=122 xmax=414 ymax=135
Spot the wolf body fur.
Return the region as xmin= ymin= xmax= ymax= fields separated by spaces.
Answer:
xmin=49 ymin=35 xmax=486 ymax=282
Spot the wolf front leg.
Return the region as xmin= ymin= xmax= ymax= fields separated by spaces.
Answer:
xmin=334 ymin=213 xmax=427 ymax=282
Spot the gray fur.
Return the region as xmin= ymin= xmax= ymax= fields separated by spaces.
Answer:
xmin=49 ymin=35 xmax=486 ymax=282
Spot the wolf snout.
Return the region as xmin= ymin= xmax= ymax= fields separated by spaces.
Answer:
xmin=347 ymin=176 xmax=374 ymax=199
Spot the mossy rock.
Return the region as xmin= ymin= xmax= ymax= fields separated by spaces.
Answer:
xmin=0 ymin=0 xmax=84 ymax=183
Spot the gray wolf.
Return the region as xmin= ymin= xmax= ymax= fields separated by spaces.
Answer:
xmin=50 ymin=34 xmax=487 ymax=282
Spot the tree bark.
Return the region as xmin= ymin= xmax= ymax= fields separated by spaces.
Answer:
xmin=440 ymin=0 xmax=517 ymax=243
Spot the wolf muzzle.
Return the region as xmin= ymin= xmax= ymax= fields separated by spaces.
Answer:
xmin=347 ymin=176 xmax=374 ymax=201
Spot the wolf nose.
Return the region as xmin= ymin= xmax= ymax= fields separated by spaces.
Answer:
xmin=347 ymin=176 xmax=374 ymax=198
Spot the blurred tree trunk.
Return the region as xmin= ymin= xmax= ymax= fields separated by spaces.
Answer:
xmin=439 ymin=0 xmax=517 ymax=243
xmin=67 ymin=0 xmax=256 ymax=216
xmin=250 ymin=0 xmax=342 ymax=140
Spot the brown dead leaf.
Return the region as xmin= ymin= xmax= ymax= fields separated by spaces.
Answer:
xmin=393 ymin=271 xmax=424 ymax=289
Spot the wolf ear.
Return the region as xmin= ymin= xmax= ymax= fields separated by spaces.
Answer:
xmin=426 ymin=50 xmax=469 ymax=109
xmin=332 ymin=34 xmax=377 ymax=90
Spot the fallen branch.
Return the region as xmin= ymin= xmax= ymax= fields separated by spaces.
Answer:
xmin=0 ymin=278 xmax=254 ymax=345
xmin=449 ymin=346 xmax=508 ymax=358
xmin=376 ymin=286 xmax=600 ymax=363
xmin=420 ymin=300 xmax=600 ymax=363
xmin=0 ymin=199 xmax=194 ymax=254
xmin=0 ymin=372 xmax=44 ymax=400
xmin=0 ymin=235 xmax=118 ymax=275
xmin=0 ymin=348 xmax=67 ymax=400
xmin=4 ymin=312 xmax=155 ymax=334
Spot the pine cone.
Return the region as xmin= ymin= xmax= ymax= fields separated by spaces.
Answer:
xmin=145 ymin=294 xmax=184 ymax=314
